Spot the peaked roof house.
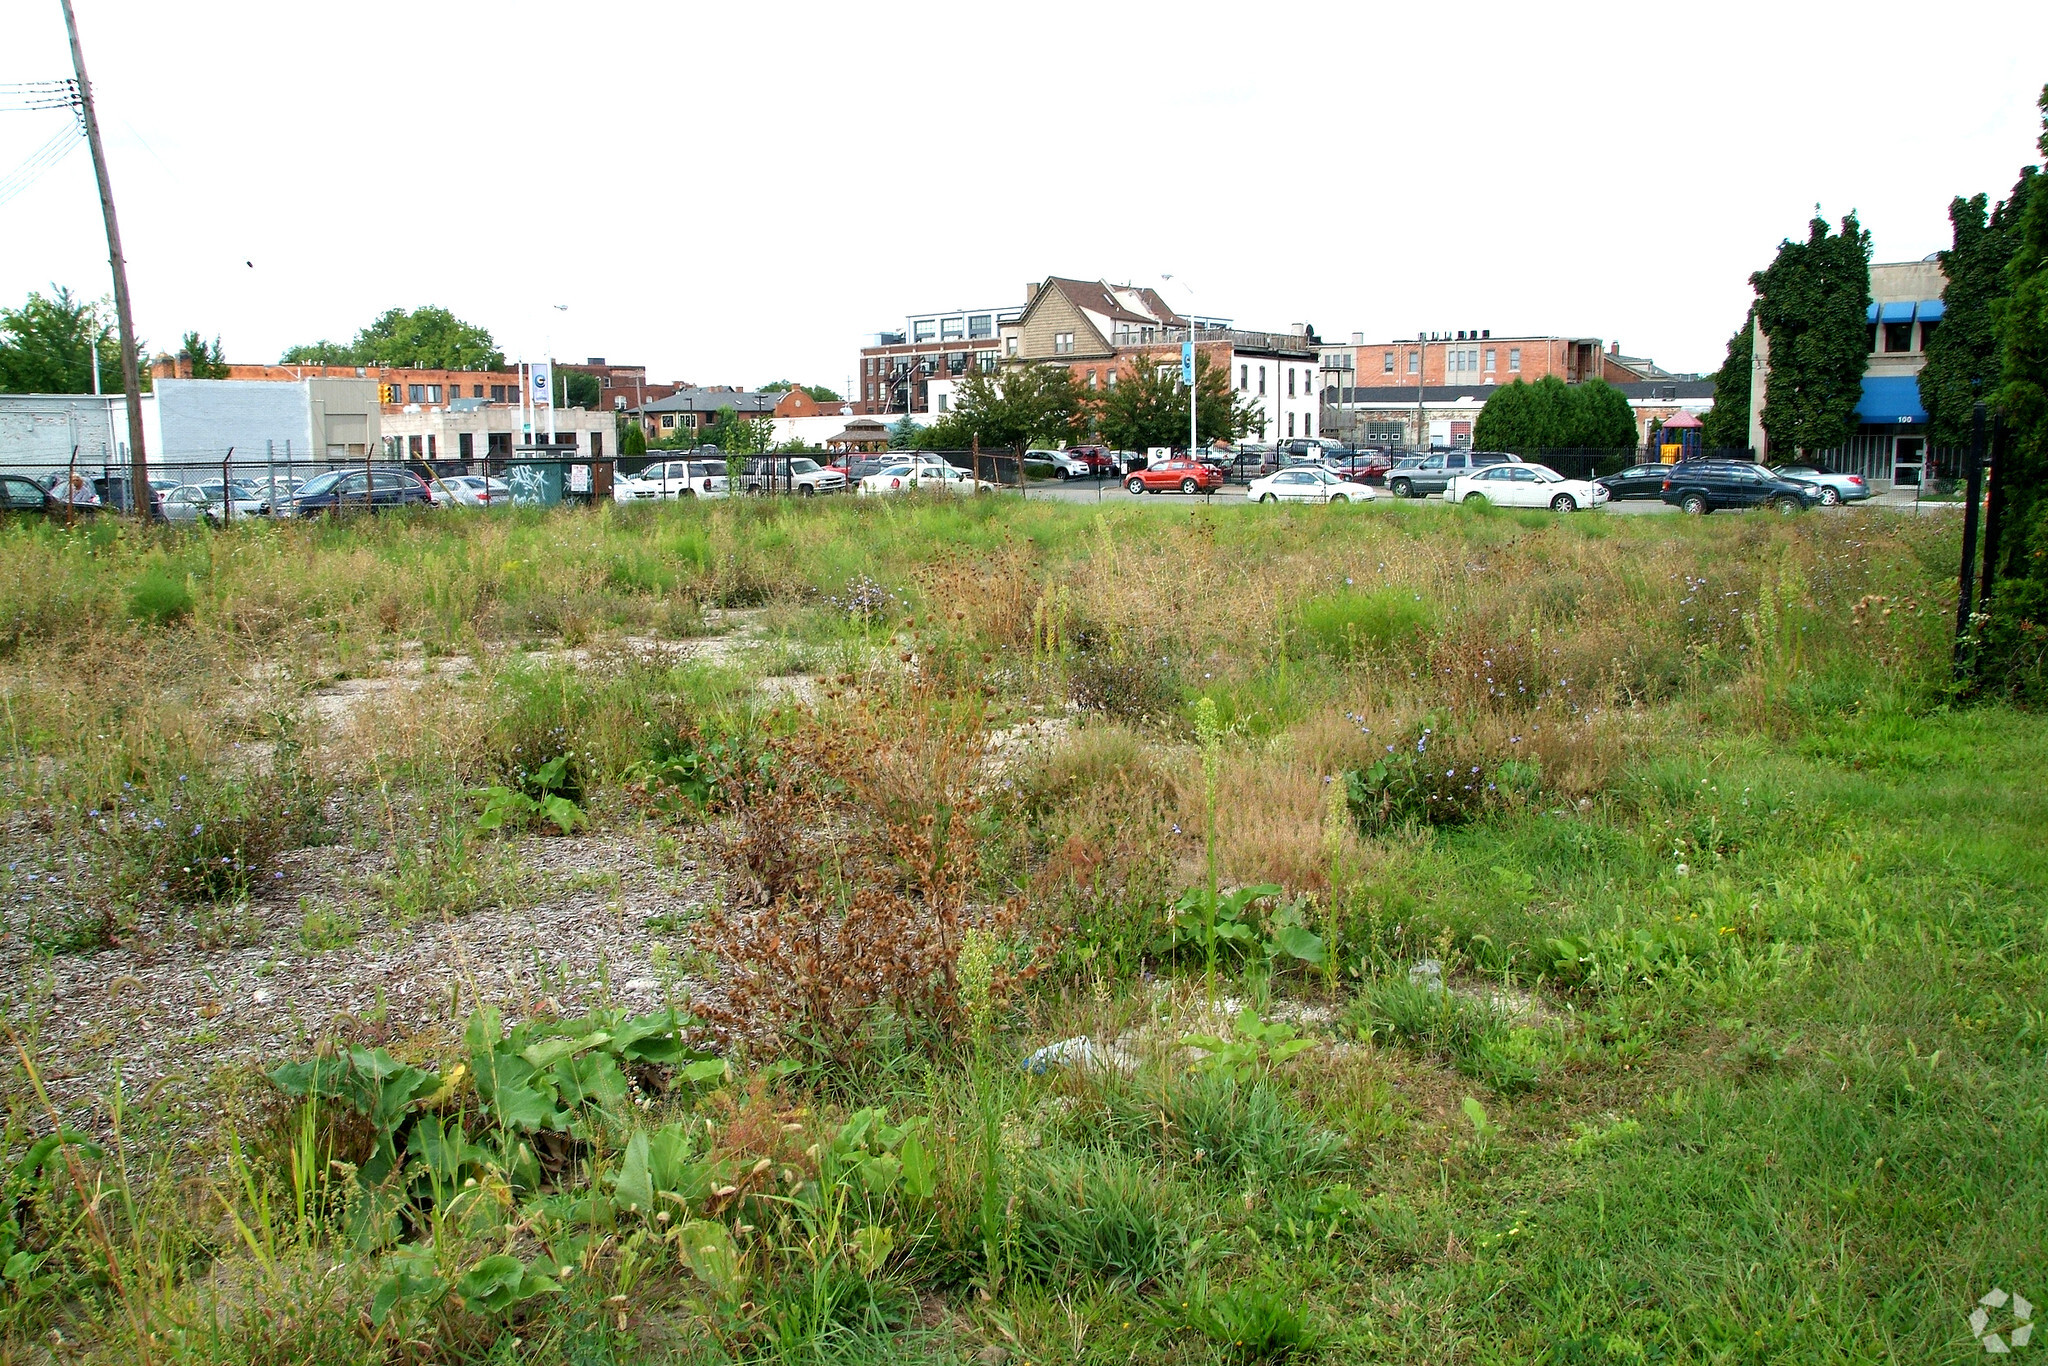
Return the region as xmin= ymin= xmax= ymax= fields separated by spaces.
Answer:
xmin=1000 ymin=277 xmax=1192 ymax=360
xmin=631 ymin=387 xmax=779 ymax=437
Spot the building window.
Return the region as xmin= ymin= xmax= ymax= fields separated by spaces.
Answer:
xmin=1240 ymin=364 xmax=1248 ymax=390
xmin=1258 ymin=366 xmax=1266 ymax=396
xmin=941 ymin=316 xmax=964 ymax=341
xmin=1383 ymin=351 xmax=1395 ymax=373
xmin=1407 ymin=351 xmax=1419 ymax=374
xmin=1054 ymin=332 xmax=1074 ymax=354
xmin=936 ymin=393 xmax=949 ymax=413
xmin=978 ymin=352 xmax=997 ymax=372
xmin=1883 ymin=321 xmax=1914 ymax=353
xmin=592 ymin=431 xmax=603 ymax=458
xmin=408 ymin=435 xmax=423 ymax=457
xmin=408 ymin=384 xmax=425 ymax=403
xmin=1287 ymin=412 xmax=1295 ymax=437
xmin=1304 ymin=413 xmax=1313 ymax=437
xmin=427 ymin=434 xmax=437 ymax=457
xmin=1006 ymin=336 xmax=1018 ymax=357
xmin=1288 ymin=369 xmax=1297 ymax=398
xmin=427 ymin=384 xmax=443 ymax=403
xmin=1509 ymin=347 xmax=1521 ymax=371
xmin=1087 ymin=369 xmax=1098 ymax=389
xmin=1919 ymin=319 xmax=1941 ymax=351
xmin=1106 ymin=369 xmax=1117 ymax=389
xmin=459 ymin=432 xmax=473 ymax=458
xmin=913 ymin=319 xmax=936 ymax=342
xmin=661 ymin=414 xmax=675 ymax=429
xmin=490 ymin=384 xmax=506 ymax=401
xmin=1484 ymin=349 xmax=1496 ymax=372
xmin=968 ymin=314 xmax=993 ymax=339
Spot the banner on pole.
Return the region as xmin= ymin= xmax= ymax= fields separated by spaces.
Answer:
xmin=529 ymin=362 xmax=553 ymax=411
xmin=1180 ymin=341 xmax=1195 ymax=386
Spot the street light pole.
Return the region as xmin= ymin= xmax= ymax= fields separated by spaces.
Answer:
xmin=59 ymin=0 xmax=149 ymax=517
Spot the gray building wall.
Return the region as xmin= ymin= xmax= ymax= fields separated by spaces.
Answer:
xmin=0 ymin=394 xmax=128 ymax=470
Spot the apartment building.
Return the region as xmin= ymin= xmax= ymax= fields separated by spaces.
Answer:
xmin=855 ymin=302 xmax=1019 ymax=415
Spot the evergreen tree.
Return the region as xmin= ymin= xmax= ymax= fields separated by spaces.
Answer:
xmin=1473 ymin=376 xmax=1634 ymax=450
xmin=1923 ymin=172 xmax=2038 ymax=446
xmin=1753 ymin=211 xmax=1872 ymax=456
xmin=1699 ymin=308 xmax=1756 ymax=451
xmin=1985 ymin=85 xmax=2048 ymax=701
xmin=617 ymin=416 xmax=647 ymax=457
xmin=178 ymin=331 xmax=230 ymax=379
xmin=1576 ymin=379 xmax=1639 ymax=449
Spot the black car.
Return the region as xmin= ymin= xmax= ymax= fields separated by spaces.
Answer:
xmin=1657 ymin=461 xmax=1819 ymax=515
xmin=1595 ymin=462 xmax=1678 ymax=501
xmin=0 ymin=471 xmax=102 ymax=522
xmin=286 ymin=467 xmax=434 ymax=516
xmin=1386 ymin=450 xmax=1520 ymax=498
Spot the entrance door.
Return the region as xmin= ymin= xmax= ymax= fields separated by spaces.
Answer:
xmin=1893 ymin=436 xmax=1925 ymax=487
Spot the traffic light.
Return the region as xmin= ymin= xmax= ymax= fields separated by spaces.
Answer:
xmin=378 ymin=384 xmax=397 ymax=403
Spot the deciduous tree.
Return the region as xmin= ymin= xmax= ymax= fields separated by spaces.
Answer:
xmin=1923 ymin=171 xmax=2038 ymax=446
xmin=949 ymin=365 xmax=1085 ymax=452
xmin=281 ymin=306 xmax=504 ymax=370
xmin=1092 ymin=354 xmax=1254 ymax=452
xmin=1753 ymin=211 xmax=1872 ymax=456
xmin=1699 ymin=308 xmax=1755 ymax=451
xmin=0 ymin=285 xmax=126 ymax=393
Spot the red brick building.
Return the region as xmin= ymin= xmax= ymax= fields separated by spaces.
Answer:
xmin=149 ymin=359 xmax=529 ymax=412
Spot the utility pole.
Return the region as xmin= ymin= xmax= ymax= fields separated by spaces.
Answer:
xmin=60 ymin=0 xmax=149 ymax=518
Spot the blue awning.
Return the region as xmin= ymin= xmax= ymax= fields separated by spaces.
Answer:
xmin=1855 ymin=375 xmax=1927 ymax=424
xmin=1917 ymin=298 xmax=1946 ymax=321
xmin=1866 ymin=303 xmax=1881 ymax=323
xmin=1878 ymin=301 xmax=1916 ymax=323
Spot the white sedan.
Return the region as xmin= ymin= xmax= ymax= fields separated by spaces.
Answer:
xmin=1447 ymin=462 xmax=1608 ymax=512
xmin=432 ymin=474 xmax=513 ymax=508
xmin=1247 ymin=466 xmax=1375 ymax=505
xmin=857 ymin=462 xmax=997 ymax=497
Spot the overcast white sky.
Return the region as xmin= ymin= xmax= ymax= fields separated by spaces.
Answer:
xmin=4 ymin=0 xmax=2045 ymax=390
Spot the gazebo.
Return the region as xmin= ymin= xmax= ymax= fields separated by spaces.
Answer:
xmin=826 ymin=419 xmax=890 ymax=453
xmin=1655 ymin=409 xmax=1703 ymax=463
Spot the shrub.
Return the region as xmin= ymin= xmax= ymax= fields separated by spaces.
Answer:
xmin=1069 ymin=651 xmax=1181 ymax=721
xmin=126 ymin=565 xmax=194 ymax=626
xmin=1104 ymin=1070 xmax=1348 ymax=1182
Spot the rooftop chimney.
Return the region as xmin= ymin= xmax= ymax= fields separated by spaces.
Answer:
xmin=1025 ymin=282 xmax=1040 ymax=304
xmin=1350 ymin=331 xmax=1364 ymax=345
xmin=1610 ymin=341 xmax=1620 ymax=355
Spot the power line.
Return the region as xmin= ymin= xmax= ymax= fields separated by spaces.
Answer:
xmin=0 ymin=121 xmax=84 ymax=208
xmin=0 ymin=79 xmax=81 ymax=113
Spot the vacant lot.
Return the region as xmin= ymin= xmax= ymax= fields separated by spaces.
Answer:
xmin=1 ymin=496 xmax=2040 ymax=1365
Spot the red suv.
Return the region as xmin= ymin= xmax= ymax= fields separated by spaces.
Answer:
xmin=1064 ymin=444 xmax=1116 ymax=476
xmin=1125 ymin=458 xmax=1224 ymax=495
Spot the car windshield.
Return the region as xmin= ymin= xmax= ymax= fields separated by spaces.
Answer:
xmin=1308 ymin=468 xmax=1340 ymax=483
xmin=295 ymin=471 xmax=345 ymax=495
xmin=877 ymin=466 xmax=914 ymax=477
xmin=786 ymin=459 xmax=820 ymax=474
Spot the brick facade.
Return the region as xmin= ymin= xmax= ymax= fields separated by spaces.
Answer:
xmin=149 ymin=360 xmax=530 ymax=413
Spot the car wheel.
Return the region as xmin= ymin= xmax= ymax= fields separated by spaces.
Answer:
xmin=1391 ymin=478 xmax=1412 ymax=498
xmin=1551 ymin=493 xmax=1577 ymax=513
xmin=1681 ymin=493 xmax=1709 ymax=516
xmin=800 ymin=485 xmax=814 ymax=497
xmin=681 ymin=488 xmax=696 ymax=498
xmin=1773 ymin=496 xmax=1801 ymax=515
xmin=1258 ymin=492 xmax=1277 ymax=503
xmin=1820 ymin=486 xmax=1841 ymax=506
xmin=1459 ymin=492 xmax=1482 ymax=506
xmin=1125 ymin=477 xmax=1145 ymax=495
xmin=1179 ymin=477 xmax=1198 ymax=494
xmin=1330 ymin=493 xmax=1350 ymax=504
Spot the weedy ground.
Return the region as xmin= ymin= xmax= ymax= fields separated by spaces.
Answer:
xmin=0 ymin=495 xmax=2041 ymax=1365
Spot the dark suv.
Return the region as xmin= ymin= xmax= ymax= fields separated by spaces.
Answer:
xmin=1387 ymin=450 xmax=1520 ymax=498
xmin=1658 ymin=461 xmax=1818 ymax=516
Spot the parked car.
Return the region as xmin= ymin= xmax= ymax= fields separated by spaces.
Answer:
xmin=1321 ymin=451 xmax=1394 ymax=486
xmin=1062 ymin=444 xmax=1117 ymax=476
xmin=1247 ymin=466 xmax=1375 ymax=505
xmin=1595 ymin=462 xmax=1678 ymax=501
xmin=740 ymin=456 xmax=846 ymax=496
xmin=1386 ymin=450 xmax=1521 ymax=498
xmin=857 ymin=462 xmax=996 ymax=496
xmin=1768 ymin=462 xmax=1870 ymax=505
xmin=435 ymin=474 xmax=514 ymax=507
xmin=285 ymin=467 xmax=435 ymax=516
xmin=1447 ymin=462 xmax=1609 ymax=512
xmin=157 ymin=485 xmax=226 ymax=525
xmin=1273 ymin=437 xmax=1354 ymax=464
xmin=183 ymin=478 xmax=271 ymax=519
xmin=0 ymin=470 xmax=101 ymax=522
xmin=616 ymin=459 xmax=728 ymax=501
xmin=1124 ymin=458 xmax=1225 ymax=496
xmin=1032 ymin=449 xmax=1095 ymax=480
xmin=1658 ymin=462 xmax=1819 ymax=516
